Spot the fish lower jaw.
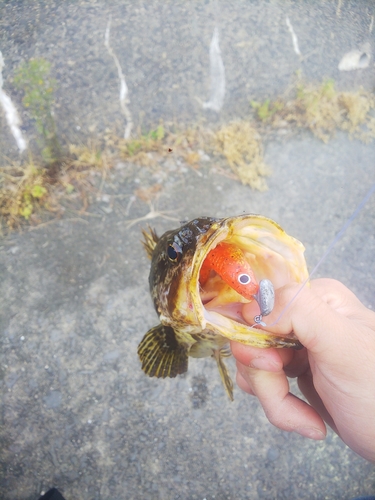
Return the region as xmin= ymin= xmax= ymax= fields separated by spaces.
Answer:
xmin=204 ymin=308 xmax=250 ymax=332
xmin=203 ymin=308 xmax=302 ymax=349
xmin=203 ymin=300 xmax=249 ymax=325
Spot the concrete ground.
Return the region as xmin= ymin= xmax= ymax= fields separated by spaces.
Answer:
xmin=1 ymin=1 xmax=375 ymax=499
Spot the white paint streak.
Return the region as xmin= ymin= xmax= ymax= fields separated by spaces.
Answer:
xmin=203 ymin=27 xmax=226 ymax=113
xmin=104 ymin=18 xmax=133 ymax=139
xmin=0 ymin=51 xmax=27 ymax=152
xmin=286 ymin=17 xmax=301 ymax=56
xmin=336 ymin=0 xmax=342 ymax=17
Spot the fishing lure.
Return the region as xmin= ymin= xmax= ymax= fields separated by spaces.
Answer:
xmin=200 ymin=243 xmax=275 ymax=323
xmin=253 ymin=279 xmax=275 ymax=325
xmin=199 ymin=242 xmax=259 ymax=300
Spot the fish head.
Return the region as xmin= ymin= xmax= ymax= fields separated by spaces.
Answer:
xmin=149 ymin=217 xmax=220 ymax=332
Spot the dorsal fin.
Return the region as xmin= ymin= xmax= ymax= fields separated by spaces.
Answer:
xmin=138 ymin=324 xmax=188 ymax=378
xmin=141 ymin=226 xmax=159 ymax=259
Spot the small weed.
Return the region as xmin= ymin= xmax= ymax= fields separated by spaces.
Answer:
xmin=252 ymin=78 xmax=375 ymax=143
xmin=120 ymin=124 xmax=212 ymax=171
xmin=0 ymin=159 xmax=50 ymax=227
xmin=214 ymin=121 xmax=270 ymax=191
xmin=251 ymin=99 xmax=284 ymax=121
xmin=19 ymin=184 xmax=47 ymax=220
xmin=145 ymin=124 xmax=165 ymax=141
xmin=0 ymin=141 xmax=112 ymax=229
xmin=119 ymin=124 xmax=166 ymax=164
xmin=125 ymin=140 xmax=143 ymax=156
xmin=69 ymin=141 xmax=110 ymax=172
xmin=13 ymin=58 xmax=62 ymax=164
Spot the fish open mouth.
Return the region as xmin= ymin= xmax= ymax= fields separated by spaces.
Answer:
xmin=200 ymin=282 xmax=258 ymax=325
xmin=194 ymin=215 xmax=309 ymax=341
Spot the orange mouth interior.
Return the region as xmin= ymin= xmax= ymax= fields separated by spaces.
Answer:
xmin=199 ymin=240 xmax=261 ymax=325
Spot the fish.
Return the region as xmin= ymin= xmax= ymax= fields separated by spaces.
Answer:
xmin=138 ymin=215 xmax=309 ymax=400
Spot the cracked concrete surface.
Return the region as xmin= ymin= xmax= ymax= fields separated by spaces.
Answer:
xmin=1 ymin=1 xmax=375 ymax=499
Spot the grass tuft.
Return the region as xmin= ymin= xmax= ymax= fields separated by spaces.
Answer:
xmin=214 ymin=122 xmax=269 ymax=190
xmin=253 ymin=79 xmax=375 ymax=143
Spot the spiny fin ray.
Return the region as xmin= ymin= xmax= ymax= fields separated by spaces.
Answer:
xmin=138 ymin=324 xmax=189 ymax=378
xmin=141 ymin=226 xmax=159 ymax=259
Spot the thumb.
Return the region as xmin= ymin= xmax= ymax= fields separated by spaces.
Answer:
xmin=243 ymin=279 xmax=365 ymax=359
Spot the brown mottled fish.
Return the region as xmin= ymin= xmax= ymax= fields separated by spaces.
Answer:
xmin=138 ymin=215 xmax=308 ymax=400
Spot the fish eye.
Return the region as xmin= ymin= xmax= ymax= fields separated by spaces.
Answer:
xmin=167 ymin=242 xmax=182 ymax=263
xmin=238 ymin=273 xmax=251 ymax=285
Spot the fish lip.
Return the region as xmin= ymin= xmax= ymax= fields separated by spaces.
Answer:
xmin=189 ymin=219 xmax=229 ymax=326
xmin=189 ymin=215 xmax=250 ymax=329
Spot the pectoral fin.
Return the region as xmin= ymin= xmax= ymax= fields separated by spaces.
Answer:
xmin=213 ymin=349 xmax=234 ymax=401
xmin=138 ymin=324 xmax=189 ymax=378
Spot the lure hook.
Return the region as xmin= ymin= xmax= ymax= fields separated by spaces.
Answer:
xmin=251 ymin=279 xmax=275 ymax=328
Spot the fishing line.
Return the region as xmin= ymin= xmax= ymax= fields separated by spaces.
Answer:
xmin=258 ymin=181 xmax=375 ymax=328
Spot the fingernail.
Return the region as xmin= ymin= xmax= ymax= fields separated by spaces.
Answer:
xmin=295 ymin=427 xmax=326 ymax=440
xmin=250 ymin=357 xmax=280 ymax=371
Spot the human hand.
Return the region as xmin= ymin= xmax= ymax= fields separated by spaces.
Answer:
xmin=231 ymin=278 xmax=375 ymax=462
